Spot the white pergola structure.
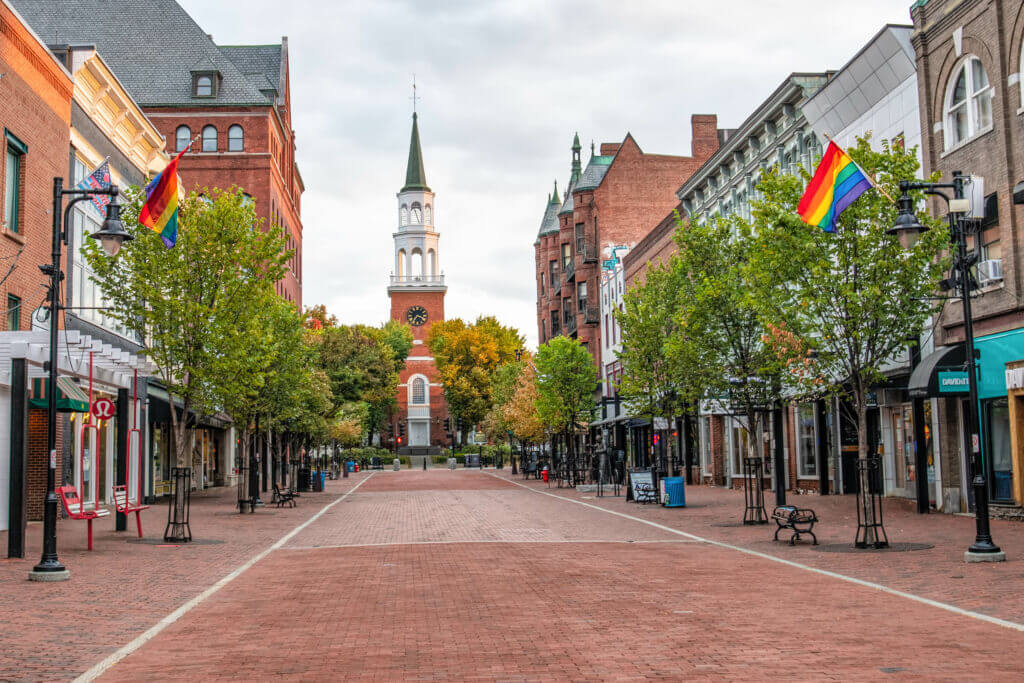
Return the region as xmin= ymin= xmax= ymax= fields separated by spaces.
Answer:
xmin=1 ymin=330 xmax=156 ymax=539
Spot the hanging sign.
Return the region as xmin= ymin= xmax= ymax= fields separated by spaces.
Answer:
xmin=937 ymin=370 xmax=970 ymax=394
xmin=91 ymin=397 xmax=115 ymax=420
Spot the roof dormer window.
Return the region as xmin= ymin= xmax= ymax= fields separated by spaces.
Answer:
xmin=191 ymin=71 xmax=220 ymax=98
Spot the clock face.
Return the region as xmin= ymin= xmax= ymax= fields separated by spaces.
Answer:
xmin=406 ymin=305 xmax=428 ymax=326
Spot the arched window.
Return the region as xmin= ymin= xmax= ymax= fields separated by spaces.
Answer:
xmin=201 ymin=125 xmax=217 ymax=152
xmin=427 ymin=248 xmax=436 ymax=277
xmin=397 ymin=249 xmax=407 ymax=276
xmin=411 ymin=248 xmax=424 ymax=277
xmin=411 ymin=377 xmax=426 ymax=404
xmin=175 ymin=125 xmax=191 ymax=152
xmin=424 ymin=204 xmax=432 ymax=224
xmin=228 ymin=124 xmax=244 ymax=152
xmin=411 ymin=202 xmax=422 ymax=223
xmin=195 ymin=75 xmax=213 ymax=97
xmin=400 ymin=205 xmax=408 ymax=226
xmin=945 ymin=56 xmax=992 ymax=149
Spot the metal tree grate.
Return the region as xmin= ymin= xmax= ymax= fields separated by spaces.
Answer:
xmin=742 ymin=457 xmax=768 ymax=525
xmin=855 ymin=457 xmax=889 ymax=549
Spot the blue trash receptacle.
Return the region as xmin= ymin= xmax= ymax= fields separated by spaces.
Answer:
xmin=347 ymin=461 xmax=355 ymax=473
xmin=320 ymin=471 xmax=326 ymax=489
xmin=661 ymin=477 xmax=686 ymax=507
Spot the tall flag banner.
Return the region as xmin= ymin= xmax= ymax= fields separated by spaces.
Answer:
xmin=797 ymin=140 xmax=872 ymax=232
xmin=74 ymin=160 xmax=112 ymax=215
xmin=139 ymin=144 xmax=190 ymax=248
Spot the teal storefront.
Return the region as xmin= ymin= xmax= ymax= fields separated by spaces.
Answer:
xmin=975 ymin=328 xmax=1024 ymax=503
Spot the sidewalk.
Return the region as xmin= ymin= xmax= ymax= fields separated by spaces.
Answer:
xmin=493 ymin=471 xmax=1024 ymax=626
xmin=0 ymin=474 xmax=369 ymax=681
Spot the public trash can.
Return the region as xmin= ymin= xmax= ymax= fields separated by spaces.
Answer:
xmin=393 ymin=458 xmax=401 ymax=471
xmin=298 ymin=467 xmax=311 ymax=492
xmin=347 ymin=461 xmax=355 ymax=473
xmin=661 ymin=477 xmax=686 ymax=507
xmin=319 ymin=471 xmax=326 ymax=490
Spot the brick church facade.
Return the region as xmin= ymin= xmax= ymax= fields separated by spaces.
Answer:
xmin=389 ymin=113 xmax=449 ymax=453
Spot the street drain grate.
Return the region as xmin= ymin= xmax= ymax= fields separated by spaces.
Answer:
xmin=813 ymin=542 xmax=934 ymax=553
xmin=880 ymin=667 xmax=910 ymax=674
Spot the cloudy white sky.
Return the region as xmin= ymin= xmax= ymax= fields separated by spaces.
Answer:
xmin=180 ymin=0 xmax=912 ymax=348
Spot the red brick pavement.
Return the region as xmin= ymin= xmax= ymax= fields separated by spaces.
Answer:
xmin=493 ymin=471 xmax=1024 ymax=626
xmin=7 ymin=469 xmax=1024 ymax=680
xmin=0 ymin=473 xmax=371 ymax=681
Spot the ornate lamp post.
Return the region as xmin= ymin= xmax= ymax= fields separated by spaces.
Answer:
xmin=30 ymin=179 xmax=132 ymax=582
xmin=889 ymin=172 xmax=1004 ymax=562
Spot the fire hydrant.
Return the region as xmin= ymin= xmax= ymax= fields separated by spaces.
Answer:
xmin=542 ymin=467 xmax=549 ymax=483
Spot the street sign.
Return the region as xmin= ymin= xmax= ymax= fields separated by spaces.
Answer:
xmin=653 ymin=417 xmax=669 ymax=430
xmin=91 ymin=397 xmax=115 ymax=420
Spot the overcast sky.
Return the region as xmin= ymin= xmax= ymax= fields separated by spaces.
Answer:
xmin=179 ymin=0 xmax=912 ymax=348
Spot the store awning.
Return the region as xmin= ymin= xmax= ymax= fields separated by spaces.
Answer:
xmin=28 ymin=376 xmax=90 ymax=412
xmin=908 ymin=344 xmax=968 ymax=398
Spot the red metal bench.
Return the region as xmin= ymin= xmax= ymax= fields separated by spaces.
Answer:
xmin=56 ymin=485 xmax=110 ymax=550
xmin=112 ymin=485 xmax=150 ymax=538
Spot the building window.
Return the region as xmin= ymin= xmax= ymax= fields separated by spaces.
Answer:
xmin=424 ymin=204 xmax=432 ymax=224
xmin=3 ymin=131 xmax=26 ymax=234
xmin=728 ymin=419 xmax=749 ymax=477
xmin=549 ymin=259 xmax=558 ymax=284
xmin=411 ymin=377 xmax=426 ymax=404
xmin=194 ymin=74 xmax=215 ymax=97
xmin=561 ymin=242 xmax=571 ymax=268
xmin=228 ymin=124 xmax=244 ymax=152
xmin=562 ymin=296 xmax=572 ymax=324
xmin=945 ymin=56 xmax=992 ymax=149
xmin=796 ymin=403 xmax=817 ymax=477
xmin=410 ymin=202 xmax=422 ymax=223
xmin=201 ymin=125 xmax=217 ymax=152
xmin=400 ymin=205 xmax=408 ymax=226
xmin=577 ymin=280 xmax=587 ymax=311
xmin=539 ymin=272 xmax=545 ymax=295
xmin=6 ymin=294 xmax=20 ymax=330
xmin=575 ymin=223 xmax=585 ymax=256
xmin=701 ymin=416 xmax=712 ymax=473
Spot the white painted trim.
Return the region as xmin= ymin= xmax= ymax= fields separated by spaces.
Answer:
xmin=491 ymin=473 xmax=1024 ymax=633
xmin=74 ymin=474 xmax=375 ymax=681
xmin=144 ymin=111 xmax=266 ymax=118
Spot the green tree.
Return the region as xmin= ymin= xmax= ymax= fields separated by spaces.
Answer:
xmin=83 ymin=187 xmax=288 ymax=466
xmin=535 ymin=336 xmax=596 ymax=478
xmin=750 ymin=135 xmax=949 ymax=468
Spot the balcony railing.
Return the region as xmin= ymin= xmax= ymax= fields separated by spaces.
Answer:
xmin=553 ymin=278 xmax=562 ymax=296
xmin=390 ymin=274 xmax=445 ymax=286
xmin=584 ymin=305 xmax=600 ymax=325
xmin=564 ymin=259 xmax=576 ymax=282
xmin=564 ymin=315 xmax=578 ymax=336
xmin=580 ymin=241 xmax=598 ymax=263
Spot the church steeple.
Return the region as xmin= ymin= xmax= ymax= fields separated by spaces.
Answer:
xmin=403 ymin=112 xmax=430 ymax=192
xmin=570 ymin=132 xmax=582 ymax=185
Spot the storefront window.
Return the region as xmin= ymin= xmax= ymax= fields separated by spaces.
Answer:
xmin=985 ymin=398 xmax=1012 ymax=502
xmin=700 ymin=416 xmax=712 ymax=473
xmin=729 ymin=420 xmax=748 ymax=476
xmin=797 ymin=404 xmax=816 ymax=477
xmin=892 ymin=405 xmax=915 ymax=490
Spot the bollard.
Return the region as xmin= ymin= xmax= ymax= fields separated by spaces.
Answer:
xmin=393 ymin=458 xmax=400 ymax=471
xmin=423 ymin=457 xmax=427 ymax=470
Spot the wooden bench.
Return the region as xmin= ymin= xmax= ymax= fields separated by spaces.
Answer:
xmin=272 ymin=484 xmax=296 ymax=508
xmin=772 ymin=505 xmax=819 ymax=545
xmin=57 ymin=485 xmax=110 ymax=551
xmin=112 ymin=485 xmax=150 ymax=539
xmin=635 ymin=483 xmax=657 ymax=504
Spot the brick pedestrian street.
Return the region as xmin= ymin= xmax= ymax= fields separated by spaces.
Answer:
xmin=4 ymin=469 xmax=1024 ymax=680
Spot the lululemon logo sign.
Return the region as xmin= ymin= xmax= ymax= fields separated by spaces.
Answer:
xmin=91 ymin=397 xmax=115 ymax=420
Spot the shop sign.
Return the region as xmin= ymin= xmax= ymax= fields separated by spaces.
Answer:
xmin=91 ymin=397 xmax=116 ymax=420
xmin=653 ymin=417 xmax=669 ymax=430
xmin=937 ymin=370 xmax=969 ymax=394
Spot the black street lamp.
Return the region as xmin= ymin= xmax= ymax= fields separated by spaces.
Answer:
xmin=30 ymin=178 xmax=131 ymax=582
xmin=889 ymin=172 xmax=1004 ymax=562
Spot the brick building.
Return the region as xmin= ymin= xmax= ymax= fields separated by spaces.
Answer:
xmin=13 ymin=0 xmax=305 ymax=307
xmin=0 ymin=0 xmax=74 ymax=536
xmin=389 ymin=113 xmax=449 ymax=456
xmin=910 ymin=0 xmax=1024 ymax=512
xmin=534 ymin=117 xmax=721 ymax=357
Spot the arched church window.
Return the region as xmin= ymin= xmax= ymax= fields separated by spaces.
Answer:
xmin=411 ymin=202 xmax=422 ymax=223
xmin=425 ymin=204 xmax=432 ymax=224
xmin=400 ymin=205 xmax=409 ymax=226
xmin=397 ymin=249 xmax=407 ymax=276
xmin=411 ymin=377 xmax=426 ymax=404
xmin=427 ymin=249 xmax=437 ymax=277
xmin=411 ymin=248 xmax=424 ymax=277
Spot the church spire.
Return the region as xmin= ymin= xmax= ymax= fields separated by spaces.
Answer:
xmin=403 ymin=112 xmax=430 ymax=192
xmin=570 ymin=132 xmax=582 ymax=185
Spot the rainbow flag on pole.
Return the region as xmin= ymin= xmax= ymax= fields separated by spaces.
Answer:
xmin=139 ymin=144 xmax=190 ymax=247
xmin=797 ymin=141 xmax=872 ymax=232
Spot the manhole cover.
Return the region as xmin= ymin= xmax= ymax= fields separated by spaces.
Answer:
xmin=813 ymin=542 xmax=934 ymax=553
xmin=128 ymin=537 xmax=224 ymax=545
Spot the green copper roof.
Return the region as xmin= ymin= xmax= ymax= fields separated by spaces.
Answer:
xmin=574 ymin=155 xmax=615 ymax=191
xmin=551 ymin=179 xmax=560 ymax=205
xmin=402 ymin=112 xmax=430 ymax=192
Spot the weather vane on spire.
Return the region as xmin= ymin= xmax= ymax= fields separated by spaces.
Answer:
xmin=410 ymin=75 xmax=420 ymax=114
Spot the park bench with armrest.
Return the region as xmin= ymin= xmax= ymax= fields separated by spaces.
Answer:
xmin=57 ymin=485 xmax=110 ymax=550
xmin=112 ymin=485 xmax=150 ymax=539
xmin=772 ymin=505 xmax=818 ymax=545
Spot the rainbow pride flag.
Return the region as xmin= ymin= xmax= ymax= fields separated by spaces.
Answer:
xmin=139 ymin=144 xmax=190 ymax=247
xmin=797 ymin=141 xmax=872 ymax=232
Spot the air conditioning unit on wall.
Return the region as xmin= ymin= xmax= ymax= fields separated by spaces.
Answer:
xmin=977 ymin=259 xmax=1003 ymax=286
